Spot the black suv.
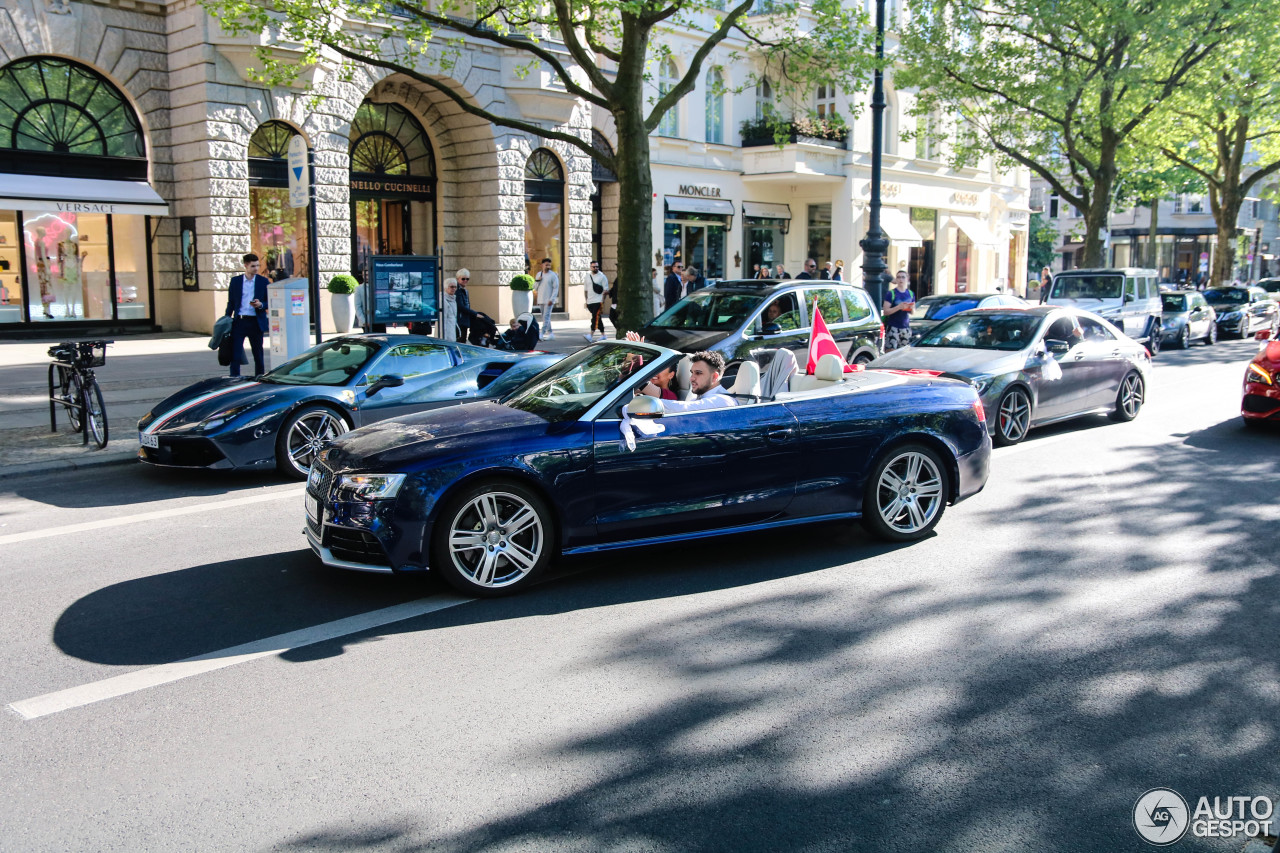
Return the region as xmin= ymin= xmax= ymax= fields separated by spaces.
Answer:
xmin=639 ymin=279 xmax=883 ymax=375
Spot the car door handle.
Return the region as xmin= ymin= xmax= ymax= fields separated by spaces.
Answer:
xmin=1072 ymin=353 xmax=1086 ymax=360
xmin=455 ymin=390 xmax=468 ymax=396
xmin=766 ymin=427 xmax=794 ymax=443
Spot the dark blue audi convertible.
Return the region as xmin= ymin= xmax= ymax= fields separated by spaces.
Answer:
xmin=137 ymin=335 xmax=561 ymax=478
xmin=305 ymin=341 xmax=991 ymax=596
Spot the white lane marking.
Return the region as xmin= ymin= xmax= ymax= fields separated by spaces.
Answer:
xmin=0 ymin=488 xmax=304 ymax=547
xmin=7 ymin=595 xmax=473 ymax=720
xmin=143 ymin=382 xmax=258 ymax=434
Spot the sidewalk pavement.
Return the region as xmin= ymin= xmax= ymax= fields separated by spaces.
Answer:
xmin=0 ymin=317 xmax=607 ymax=480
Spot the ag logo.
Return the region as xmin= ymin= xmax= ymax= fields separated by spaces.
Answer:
xmin=1134 ymin=788 xmax=1190 ymax=846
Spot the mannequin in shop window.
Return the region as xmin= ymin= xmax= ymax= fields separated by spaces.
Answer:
xmin=34 ymin=227 xmax=54 ymax=318
xmin=56 ymin=234 xmax=85 ymax=319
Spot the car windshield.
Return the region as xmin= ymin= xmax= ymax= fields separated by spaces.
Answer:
xmin=504 ymin=344 xmax=660 ymax=422
xmin=913 ymin=296 xmax=980 ymax=321
xmin=916 ymin=313 xmax=1043 ymax=350
xmin=1204 ymin=288 xmax=1248 ymax=305
xmin=649 ymin=289 xmax=765 ymax=331
xmin=1161 ymin=294 xmax=1188 ymax=313
xmin=1049 ymin=274 xmax=1123 ymax=300
xmin=260 ymin=340 xmax=379 ymax=385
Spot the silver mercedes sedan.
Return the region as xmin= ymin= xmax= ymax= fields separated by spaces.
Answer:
xmin=870 ymin=306 xmax=1153 ymax=446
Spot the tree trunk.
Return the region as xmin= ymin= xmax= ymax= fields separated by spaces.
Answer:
xmin=1146 ymin=197 xmax=1159 ymax=270
xmin=1080 ymin=173 xmax=1112 ymax=268
xmin=1209 ymin=183 xmax=1244 ymax=288
xmin=611 ymin=108 xmax=655 ymax=333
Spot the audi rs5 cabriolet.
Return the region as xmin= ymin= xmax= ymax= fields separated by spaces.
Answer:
xmin=304 ymin=340 xmax=992 ymax=596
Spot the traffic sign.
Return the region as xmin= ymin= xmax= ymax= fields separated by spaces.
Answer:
xmin=287 ymin=135 xmax=309 ymax=208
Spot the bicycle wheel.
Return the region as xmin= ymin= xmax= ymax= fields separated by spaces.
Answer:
xmin=82 ymin=379 xmax=108 ymax=448
xmin=59 ymin=367 xmax=85 ymax=432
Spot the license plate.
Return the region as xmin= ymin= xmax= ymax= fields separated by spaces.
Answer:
xmin=139 ymin=432 xmax=159 ymax=449
xmin=305 ymin=492 xmax=319 ymax=522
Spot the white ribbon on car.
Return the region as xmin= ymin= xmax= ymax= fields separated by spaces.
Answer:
xmin=1041 ymin=356 xmax=1063 ymax=382
xmin=619 ymin=411 xmax=665 ymax=451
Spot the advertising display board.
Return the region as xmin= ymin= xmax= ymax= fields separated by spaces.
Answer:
xmin=368 ymin=255 xmax=439 ymax=326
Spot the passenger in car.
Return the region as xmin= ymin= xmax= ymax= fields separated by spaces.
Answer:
xmin=639 ymin=351 xmax=736 ymax=411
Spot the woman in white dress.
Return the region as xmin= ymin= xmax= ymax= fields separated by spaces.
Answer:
xmin=651 ymin=267 xmax=663 ymax=317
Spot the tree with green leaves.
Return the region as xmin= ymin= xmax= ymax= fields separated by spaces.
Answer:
xmin=1111 ymin=153 xmax=1204 ymax=270
xmin=897 ymin=0 xmax=1245 ymax=269
xmin=1145 ymin=52 xmax=1280 ymax=287
xmin=204 ymin=0 xmax=874 ymax=329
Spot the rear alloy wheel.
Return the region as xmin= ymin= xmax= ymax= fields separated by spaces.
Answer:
xmin=853 ymin=351 xmax=875 ymax=366
xmin=862 ymin=444 xmax=950 ymax=542
xmin=432 ymin=480 xmax=552 ymax=597
xmin=1147 ymin=322 xmax=1161 ymax=356
xmin=994 ymin=387 xmax=1032 ymax=446
xmin=276 ymin=406 xmax=349 ymax=478
xmin=1204 ymin=323 xmax=1217 ymax=346
xmin=1177 ymin=325 xmax=1191 ymax=349
xmin=1111 ymin=371 xmax=1145 ymax=422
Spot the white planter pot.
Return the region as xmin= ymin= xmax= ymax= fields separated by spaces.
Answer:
xmin=331 ymin=291 xmax=355 ymax=333
xmin=511 ymin=289 xmax=533 ymax=317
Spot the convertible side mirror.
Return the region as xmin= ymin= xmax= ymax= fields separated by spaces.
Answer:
xmin=365 ymin=374 xmax=405 ymax=396
xmin=1044 ymin=339 xmax=1071 ymax=355
xmin=626 ymin=395 xmax=665 ymax=419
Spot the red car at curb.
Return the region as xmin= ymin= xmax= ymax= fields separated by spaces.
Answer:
xmin=1243 ymin=330 xmax=1280 ymax=428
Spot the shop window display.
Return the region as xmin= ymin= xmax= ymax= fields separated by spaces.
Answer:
xmin=23 ymin=211 xmax=110 ymax=321
xmin=112 ymin=213 xmax=150 ymax=319
xmin=0 ymin=212 xmax=20 ymax=323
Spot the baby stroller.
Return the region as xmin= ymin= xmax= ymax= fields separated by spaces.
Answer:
xmin=495 ymin=313 xmax=540 ymax=351
xmin=468 ymin=311 xmax=499 ymax=347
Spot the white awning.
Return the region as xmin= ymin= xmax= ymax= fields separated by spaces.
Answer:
xmin=665 ymin=195 xmax=734 ymax=217
xmin=879 ymin=207 xmax=924 ymax=247
xmin=951 ymin=215 xmax=1001 ymax=248
xmin=0 ymin=174 xmax=169 ymax=216
xmin=742 ymin=201 xmax=792 ymax=220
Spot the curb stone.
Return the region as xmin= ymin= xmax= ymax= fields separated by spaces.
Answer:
xmin=0 ymin=448 xmax=140 ymax=480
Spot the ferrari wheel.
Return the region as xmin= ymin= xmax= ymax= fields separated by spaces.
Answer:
xmin=993 ymin=387 xmax=1031 ymax=447
xmin=862 ymin=444 xmax=950 ymax=542
xmin=1111 ymin=371 xmax=1144 ymax=422
xmin=276 ymin=406 xmax=349 ymax=478
xmin=431 ymin=480 xmax=552 ymax=597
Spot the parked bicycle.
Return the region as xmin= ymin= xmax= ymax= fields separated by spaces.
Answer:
xmin=47 ymin=340 xmax=111 ymax=449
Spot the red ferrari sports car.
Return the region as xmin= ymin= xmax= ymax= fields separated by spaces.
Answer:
xmin=1243 ymin=330 xmax=1280 ymax=428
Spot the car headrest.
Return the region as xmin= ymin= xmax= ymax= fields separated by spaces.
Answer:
xmin=675 ymin=356 xmax=693 ymax=398
xmin=516 ymin=312 xmax=534 ymax=328
xmin=815 ymin=353 xmax=846 ymax=382
xmin=729 ymin=360 xmax=761 ymax=398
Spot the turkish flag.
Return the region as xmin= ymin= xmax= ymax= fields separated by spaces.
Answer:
xmin=806 ymin=305 xmax=863 ymax=374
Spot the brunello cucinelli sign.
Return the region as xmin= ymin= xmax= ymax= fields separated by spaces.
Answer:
xmin=350 ymin=174 xmax=435 ymax=199
xmin=677 ymin=184 xmax=722 ymax=198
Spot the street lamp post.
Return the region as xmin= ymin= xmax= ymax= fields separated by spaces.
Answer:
xmin=860 ymin=0 xmax=891 ymax=312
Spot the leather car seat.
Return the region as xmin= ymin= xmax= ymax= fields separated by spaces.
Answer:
xmin=728 ymin=360 xmax=762 ymax=403
xmin=786 ymin=353 xmax=846 ymax=393
xmin=674 ymin=356 xmax=693 ymax=400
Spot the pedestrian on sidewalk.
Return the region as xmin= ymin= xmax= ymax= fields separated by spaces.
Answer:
xmin=882 ymin=270 xmax=916 ymax=352
xmin=440 ymin=278 xmax=460 ymax=342
xmin=651 ymin=267 xmax=663 ymax=317
xmin=832 ymin=259 xmax=844 ymax=281
xmin=223 ymin=253 xmax=270 ymax=377
xmin=664 ymin=262 xmax=684 ymax=310
xmin=585 ymin=260 xmax=608 ymax=341
xmin=535 ymin=258 xmax=559 ymax=339
xmin=455 ymin=268 xmax=474 ymax=343
xmin=797 ymin=259 xmax=818 ymax=280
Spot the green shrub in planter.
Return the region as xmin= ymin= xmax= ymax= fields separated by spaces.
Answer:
xmin=327 ymin=274 xmax=358 ymax=295
xmin=509 ymin=274 xmax=536 ymax=292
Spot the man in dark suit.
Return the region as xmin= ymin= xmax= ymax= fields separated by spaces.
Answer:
xmin=224 ymin=253 xmax=271 ymax=377
xmin=663 ymin=262 xmax=685 ymax=310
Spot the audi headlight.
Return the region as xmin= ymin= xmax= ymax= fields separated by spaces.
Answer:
xmin=334 ymin=473 xmax=407 ymax=500
xmin=1247 ymin=364 xmax=1274 ymax=386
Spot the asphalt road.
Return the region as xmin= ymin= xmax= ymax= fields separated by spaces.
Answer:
xmin=1 ymin=336 xmax=1277 ymax=853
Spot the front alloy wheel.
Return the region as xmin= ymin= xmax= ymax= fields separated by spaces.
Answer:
xmin=1204 ymin=322 xmax=1217 ymax=346
xmin=277 ymin=406 xmax=349 ymax=478
xmin=862 ymin=444 xmax=950 ymax=542
xmin=432 ymin=481 xmax=552 ymax=596
xmin=1177 ymin=325 xmax=1191 ymax=349
xmin=1111 ymin=371 xmax=1145 ymax=422
xmin=994 ymin=387 xmax=1031 ymax=446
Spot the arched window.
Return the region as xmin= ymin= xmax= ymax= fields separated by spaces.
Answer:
xmin=591 ymin=129 xmax=616 ymax=183
xmin=248 ymin=120 xmax=298 ymax=186
xmin=755 ymin=77 xmax=774 ymax=121
xmin=246 ymin=121 xmax=308 ymax=281
xmin=524 ymin=148 xmax=565 ymax=308
xmin=349 ymin=102 xmax=435 ymax=177
xmin=705 ymin=68 xmax=725 ymax=144
xmin=0 ymin=56 xmax=145 ymax=179
xmin=657 ymin=58 xmax=679 ymax=137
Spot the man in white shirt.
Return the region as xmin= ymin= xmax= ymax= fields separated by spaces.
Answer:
xmin=639 ymin=350 xmax=736 ymax=411
xmin=535 ymin=257 xmax=560 ymax=339
xmin=585 ymin=259 xmax=608 ymax=341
